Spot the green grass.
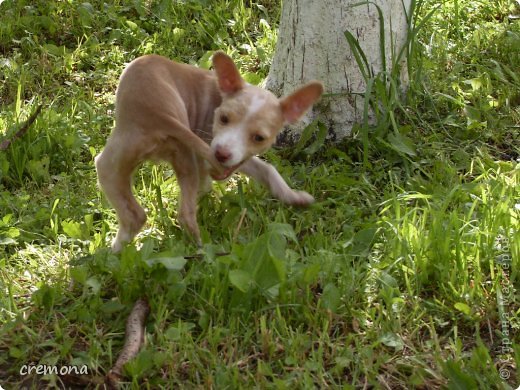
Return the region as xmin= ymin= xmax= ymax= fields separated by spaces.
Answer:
xmin=1 ymin=0 xmax=519 ymax=388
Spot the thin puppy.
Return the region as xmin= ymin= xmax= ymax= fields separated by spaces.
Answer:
xmin=95 ymin=52 xmax=323 ymax=252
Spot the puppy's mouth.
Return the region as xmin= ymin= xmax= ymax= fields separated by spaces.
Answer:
xmin=210 ymin=161 xmax=244 ymax=181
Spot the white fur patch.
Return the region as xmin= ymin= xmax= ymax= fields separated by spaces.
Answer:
xmin=247 ymin=94 xmax=267 ymax=118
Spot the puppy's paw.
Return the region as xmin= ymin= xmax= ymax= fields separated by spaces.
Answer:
xmin=283 ymin=190 xmax=315 ymax=207
xmin=111 ymin=239 xmax=123 ymax=253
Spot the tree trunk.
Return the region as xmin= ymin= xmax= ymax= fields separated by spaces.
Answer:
xmin=266 ymin=0 xmax=411 ymax=142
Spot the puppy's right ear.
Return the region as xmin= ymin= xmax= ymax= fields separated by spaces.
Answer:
xmin=212 ymin=51 xmax=244 ymax=95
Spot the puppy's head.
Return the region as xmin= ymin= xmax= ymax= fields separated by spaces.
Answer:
xmin=210 ymin=51 xmax=323 ymax=180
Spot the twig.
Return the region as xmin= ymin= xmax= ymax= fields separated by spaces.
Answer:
xmin=106 ymin=298 xmax=150 ymax=388
xmin=0 ymin=105 xmax=43 ymax=151
xmin=183 ymin=251 xmax=230 ymax=260
xmin=232 ymin=207 xmax=248 ymax=242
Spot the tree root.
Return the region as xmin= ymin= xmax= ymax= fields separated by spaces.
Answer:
xmin=0 ymin=105 xmax=43 ymax=151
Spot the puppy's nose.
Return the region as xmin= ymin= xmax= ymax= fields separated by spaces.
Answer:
xmin=215 ymin=147 xmax=231 ymax=163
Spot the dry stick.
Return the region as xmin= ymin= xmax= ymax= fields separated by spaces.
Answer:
xmin=183 ymin=251 xmax=230 ymax=260
xmin=0 ymin=105 xmax=43 ymax=151
xmin=106 ymin=298 xmax=150 ymax=388
xmin=232 ymin=207 xmax=248 ymax=242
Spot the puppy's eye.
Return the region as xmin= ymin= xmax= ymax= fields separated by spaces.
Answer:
xmin=253 ymin=134 xmax=266 ymax=143
xmin=219 ymin=114 xmax=229 ymax=125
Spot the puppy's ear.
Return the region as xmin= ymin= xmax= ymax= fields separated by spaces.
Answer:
xmin=280 ymin=81 xmax=323 ymax=124
xmin=212 ymin=51 xmax=244 ymax=95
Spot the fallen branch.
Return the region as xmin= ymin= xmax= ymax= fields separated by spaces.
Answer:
xmin=183 ymin=251 xmax=230 ymax=260
xmin=0 ymin=105 xmax=43 ymax=151
xmin=232 ymin=207 xmax=248 ymax=242
xmin=106 ymin=298 xmax=150 ymax=388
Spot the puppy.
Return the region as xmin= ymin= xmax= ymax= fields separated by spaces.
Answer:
xmin=95 ymin=52 xmax=323 ymax=252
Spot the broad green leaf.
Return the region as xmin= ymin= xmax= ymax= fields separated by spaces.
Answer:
xmin=379 ymin=332 xmax=404 ymax=350
xmin=145 ymin=256 xmax=187 ymax=271
xmin=124 ymin=349 xmax=154 ymax=377
xmin=454 ymin=302 xmax=471 ymax=315
xmin=43 ymin=43 xmax=65 ymax=57
xmin=379 ymin=272 xmax=398 ymax=288
xmin=62 ymin=220 xmax=88 ymax=240
xmin=164 ymin=326 xmax=181 ymax=341
xmin=0 ymin=237 xmax=17 ymax=245
xmin=33 ymin=284 xmax=57 ymax=309
xmin=126 ymin=20 xmax=138 ymax=30
xmin=387 ymin=132 xmax=417 ymax=156
xmin=349 ymin=228 xmax=378 ymax=256
xmin=304 ymin=121 xmax=327 ymax=155
xmin=171 ymin=27 xmax=185 ymax=45
xmin=468 ymin=77 xmax=482 ymax=91
xmin=265 ymin=284 xmax=280 ymax=299
xmin=70 ymin=266 xmax=88 ymax=284
xmin=27 ymin=157 xmax=50 ymax=181
xmin=5 ymin=227 xmax=20 ymax=238
xmin=1 ymin=214 xmax=12 ymax=226
xmin=292 ymin=119 xmax=319 ymax=157
xmin=164 ymin=322 xmax=194 ymax=341
xmin=252 ymin=251 xmax=286 ymax=293
xmin=100 ymin=300 xmax=125 ymax=314
xmin=464 ymin=104 xmax=481 ymax=122
xmin=443 ymin=360 xmax=478 ymax=389
xmin=198 ymin=51 xmax=214 ymax=69
xmin=243 ymin=72 xmax=262 ymax=85
xmin=229 ymin=269 xmax=252 ymax=292
xmin=321 ymin=283 xmax=341 ymax=312
xmin=139 ymin=239 xmax=156 ymax=261
xmin=77 ymin=11 xmax=92 ymax=28
xmin=302 ymin=263 xmax=321 ymax=284
xmin=267 ymin=223 xmax=297 ymax=243
xmin=267 ymin=232 xmax=286 ymax=260
xmin=270 ymin=257 xmax=287 ymax=284
xmin=9 ymin=346 xmax=23 ymax=359
xmin=256 ymin=46 xmax=267 ymax=62
xmin=86 ymin=277 xmax=101 ymax=294
xmin=242 ymin=234 xmax=270 ymax=275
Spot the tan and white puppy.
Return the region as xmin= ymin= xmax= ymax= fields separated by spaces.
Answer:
xmin=95 ymin=52 xmax=323 ymax=252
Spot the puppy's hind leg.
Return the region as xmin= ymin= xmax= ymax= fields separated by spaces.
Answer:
xmin=95 ymin=139 xmax=146 ymax=252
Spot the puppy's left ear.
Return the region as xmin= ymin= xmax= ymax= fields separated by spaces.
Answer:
xmin=280 ymin=81 xmax=324 ymax=124
xmin=212 ymin=51 xmax=244 ymax=95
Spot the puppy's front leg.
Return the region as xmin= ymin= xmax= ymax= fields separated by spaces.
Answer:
xmin=239 ymin=157 xmax=314 ymax=206
xmin=170 ymin=153 xmax=203 ymax=246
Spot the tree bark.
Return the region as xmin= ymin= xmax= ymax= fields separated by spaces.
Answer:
xmin=266 ymin=0 xmax=411 ymax=142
